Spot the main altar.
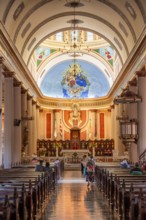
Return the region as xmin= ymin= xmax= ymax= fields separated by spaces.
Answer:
xmin=61 ymin=149 xmax=89 ymax=163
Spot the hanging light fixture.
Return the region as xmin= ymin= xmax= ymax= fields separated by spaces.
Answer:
xmin=117 ymin=111 xmax=138 ymax=145
xmin=114 ymin=86 xmax=142 ymax=104
xmin=63 ymin=0 xmax=91 ymax=56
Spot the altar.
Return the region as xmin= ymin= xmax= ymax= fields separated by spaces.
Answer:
xmin=61 ymin=149 xmax=89 ymax=163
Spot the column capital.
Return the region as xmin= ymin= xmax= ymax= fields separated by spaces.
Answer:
xmin=32 ymin=99 xmax=37 ymax=105
xmin=27 ymin=94 xmax=33 ymax=100
xmin=14 ymin=79 xmax=22 ymax=87
xmin=136 ymin=71 xmax=146 ymax=77
xmin=36 ymin=104 xmax=40 ymax=109
xmin=110 ymin=104 xmax=115 ymax=109
xmin=128 ymin=77 xmax=137 ymax=86
xmin=0 ymin=57 xmax=5 ymax=63
xmin=21 ymin=87 xmax=28 ymax=94
xmin=3 ymin=71 xmax=15 ymax=78
xmin=0 ymin=57 xmax=5 ymax=69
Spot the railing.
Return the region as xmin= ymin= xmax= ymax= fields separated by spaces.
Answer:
xmin=139 ymin=148 xmax=146 ymax=163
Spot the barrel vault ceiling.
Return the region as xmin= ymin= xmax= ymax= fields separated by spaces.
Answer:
xmin=0 ymin=0 xmax=146 ymax=101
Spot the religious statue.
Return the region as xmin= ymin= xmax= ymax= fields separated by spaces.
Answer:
xmin=69 ymin=103 xmax=82 ymax=127
xmin=72 ymin=103 xmax=79 ymax=118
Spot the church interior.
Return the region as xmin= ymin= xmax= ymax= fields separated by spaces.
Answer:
xmin=0 ymin=0 xmax=146 ymax=219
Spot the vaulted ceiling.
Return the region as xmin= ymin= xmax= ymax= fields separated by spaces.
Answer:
xmin=0 ymin=0 xmax=146 ymax=101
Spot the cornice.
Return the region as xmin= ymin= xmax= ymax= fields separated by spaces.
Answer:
xmin=108 ymin=27 xmax=146 ymax=98
xmin=37 ymin=96 xmax=113 ymax=110
xmin=0 ymin=22 xmax=42 ymax=97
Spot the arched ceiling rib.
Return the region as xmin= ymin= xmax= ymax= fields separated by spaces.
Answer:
xmin=0 ymin=0 xmax=146 ymax=101
xmin=1 ymin=0 xmax=145 ymax=66
xmin=27 ymin=27 xmax=123 ymax=67
xmin=20 ymin=12 xmax=130 ymax=63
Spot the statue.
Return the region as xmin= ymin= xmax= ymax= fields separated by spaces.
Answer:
xmin=69 ymin=103 xmax=82 ymax=127
xmin=72 ymin=103 xmax=79 ymax=118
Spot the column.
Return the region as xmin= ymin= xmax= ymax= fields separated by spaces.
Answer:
xmin=27 ymin=95 xmax=33 ymax=156
xmin=21 ymin=88 xmax=28 ymax=156
xmin=127 ymin=83 xmax=138 ymax=163
xmin=0 ymin=57 xmax=4 ymax=167
xmin=114 ymin=104 xmax=124 ymax=156
xmin=36 ymin=104 xmax=40 ymax=140
xmin=4 ymin=72 xmax=14 ymax=168
xmin=54 ymin=110 xmax=57 ymax=140
xmin=36 ymin=105 xmax=40 ymax=156
xmin=94 ymin=110 xmax=98 ymax=139
xmin=137 ymin=72 xmax=146 ymax=155
xmin=110 ymin=105 xmax=114 ymax=140
xmin=13 ymin=82 xmax=22 ymax=165
xmin=32 ymin=100 xmax=37 ymax=154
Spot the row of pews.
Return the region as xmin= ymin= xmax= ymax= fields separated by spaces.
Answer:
xmin=95 ymin=163 xmax=146 ymax=220
xmin=0 ymin=165 xmax=57 ymax=220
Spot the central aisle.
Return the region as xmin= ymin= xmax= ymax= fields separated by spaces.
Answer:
xmin=42 ymin=170 xmax=116 ymax=220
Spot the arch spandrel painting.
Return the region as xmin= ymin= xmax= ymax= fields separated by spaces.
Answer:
xmin=40 ymin=60 xmax=110 ymax=99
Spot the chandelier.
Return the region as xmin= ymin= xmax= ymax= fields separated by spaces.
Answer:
xmin=63 ymin=0 xmax=91 ymax=57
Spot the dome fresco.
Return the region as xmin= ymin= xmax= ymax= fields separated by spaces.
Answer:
xmin=40 ymin=60 xmax=110 ymax=99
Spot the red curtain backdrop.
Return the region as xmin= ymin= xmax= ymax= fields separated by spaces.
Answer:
xmin=100 ymin=113 xmax=104 ymax=138
xmin=46 ymin=113 xmax=51 ymax=138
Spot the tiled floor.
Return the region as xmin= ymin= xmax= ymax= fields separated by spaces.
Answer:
xmin=42 ymin=170 xmax=117 ymax=220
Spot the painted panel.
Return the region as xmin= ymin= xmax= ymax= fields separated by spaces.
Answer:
xmin=40 ymin=60 xmax=110 ymax=99
xmin=100 ymin=113 xmax=104 ymax=138
xmin=46 ymin=113 xmax=51 ymax=138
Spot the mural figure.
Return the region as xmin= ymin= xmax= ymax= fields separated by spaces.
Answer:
xmin=61 ymin=63 xmax=90 ymax=98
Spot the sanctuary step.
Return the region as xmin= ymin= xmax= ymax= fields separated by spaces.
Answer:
xmin=64 ymin=163 xmax=81 ymax=170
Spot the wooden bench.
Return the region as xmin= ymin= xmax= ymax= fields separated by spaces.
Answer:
xmin=95 ymin=165 xmax=146 ymax=220
xmin=0 ymin=166 xmax=57 ymax=220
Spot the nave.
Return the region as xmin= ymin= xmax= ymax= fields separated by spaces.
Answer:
xmin=42 ymin=170 xmax=116 ymax=220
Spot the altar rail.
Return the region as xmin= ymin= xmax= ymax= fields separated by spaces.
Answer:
xmin=37 ymin=139 xmax=114 ymax=157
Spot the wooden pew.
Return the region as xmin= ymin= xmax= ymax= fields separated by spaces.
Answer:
xmin=0 ymin=166 xmax=57 ymax=220
xmin=95 ymin=165 xmax=146 ymax=220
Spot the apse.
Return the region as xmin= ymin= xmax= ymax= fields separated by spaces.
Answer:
xmin=40 ymin=60 xmax=110 ymax=99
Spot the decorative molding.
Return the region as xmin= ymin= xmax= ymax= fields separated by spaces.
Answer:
xmin=21 ymin=23 xmax=31 ymax=38
xmin=27 ymin=38 xmax=36 ymax=51
xmin=114 ymin=37 xmax=122 ymax=50
xmin=13 ymin=0 xmax=54 ymax=43
xmin=21 ymin=11 xmax=129 ymax=58
xmin=97 ymin=0 xmax=136 ymax=42
xmin=119 ymin=22 xmax=128 ymax=37
xmin=125 ymin=1 xmax=136 ymax=20
xmin=13 ymin=2 xmax=25 ymax=21
xmin=2 ymin=0 xmax=15 ymax=24
xmin=135 ymin=0 xmax=146 ymax=23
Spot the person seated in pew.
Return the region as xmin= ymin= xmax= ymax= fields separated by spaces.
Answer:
xmin=35 ymin=160 xmax=45 ymax=172
xmin=130 ymin=162 xmax=143 ymax=175
xmin=45 ymin=162 xmax=52 ymax=173
xmin=120 ymin=159 xmax=130 ymax=168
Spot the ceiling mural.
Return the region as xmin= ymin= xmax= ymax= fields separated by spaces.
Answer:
xmin=35 ymin=45 xmax=114 ymax=68
xmin=40 ymin=60 xmax=110 ymax=99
